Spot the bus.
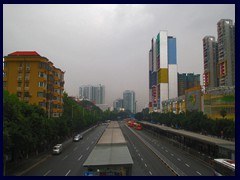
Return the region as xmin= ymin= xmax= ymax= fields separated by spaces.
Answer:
xmin=212 ymin=158 xmax=235 ymax=176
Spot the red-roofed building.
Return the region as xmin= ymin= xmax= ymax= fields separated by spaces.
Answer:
xmin=3 ymin=51 xmax=65 ymax=118
xmin=8 ymin=51 xmax=40 ymax=56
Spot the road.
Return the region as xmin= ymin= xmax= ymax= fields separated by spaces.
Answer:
xmin=21 ymin=121 xmax=214 ymax=176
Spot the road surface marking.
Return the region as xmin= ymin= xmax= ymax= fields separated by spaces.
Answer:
xmin=44 ymin=170 xmax=52 ymax=176
xmin=141 ymin=158 xmax=143 ymax=161
xmin=185 ymin=163 xmax=190 ymax=167
xmin=177 ymin=158 xmax=181 ymax=161
xmin=165 ymin=150 xmax=168 ymax=153
xmin=65 ymin=170 xmax=71 ymax=176
xmin=86 ymin=146 xmax=90 ymax=150
xmin=78 ymin=155 xmax=83 ymax=161
xmin=171 ymin=153 xmax=174 ymax=156
xmin=62 ymin=155 xmax=68 ymax=160
xmin=149 ymin=171 xmax=152 ymax=175
xmin=196 ymin=171 xmax=202 ymax=175
xmin=145 ymin=163 xmax=148 ymax=167
xmin=91 ymin=141 xmax=94 ymax=144
xmin=73 ymin=147 xmax=78 ymax=151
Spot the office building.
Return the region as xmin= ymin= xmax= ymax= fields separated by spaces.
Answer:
xmin=149 ymin=31 xmax=178 ymax=112
xmin=217 ymin=19 xmax=235 ymax=86
xmin=178 ymin=73 xmax=200 ymax=96
xmin=79 ymin=84 xmax=105 ymax=104
xmin=123 ymin=90 xmax=136 ymax=114
xmin=3 ymin=51 xmax=65 ymax=118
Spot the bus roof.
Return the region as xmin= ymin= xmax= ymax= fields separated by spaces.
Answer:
xmin=214 ymin=159 xmax=235 ymax=170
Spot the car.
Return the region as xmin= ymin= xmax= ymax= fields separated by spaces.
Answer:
xmin=52 ymin=144 xmax=63 ymax=155
xmin=73 ymin=134 xmax=83 ymax=142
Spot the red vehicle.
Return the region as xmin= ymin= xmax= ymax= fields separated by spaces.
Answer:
xmin=133 ymin=122 xmax=142 ymax=130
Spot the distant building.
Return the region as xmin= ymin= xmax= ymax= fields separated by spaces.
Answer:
xmin=113 ymin=98 xmax=124 ymax=111
xmin=3 ymin=51 xmax=65 ymax=118
xmin=79 ymin=84 xmax=105 ymax=104
xmin=123 ymin=90 xmax=136 ymax=114
xmin=149 ymin=31 xmax=178 ymax=112
xmin=178 ymin=73 xmax=200 ymax=96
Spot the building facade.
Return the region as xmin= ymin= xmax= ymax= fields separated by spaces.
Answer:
xmin=178 ymin=73 xmax=200 ymax=96
xmin=149 ymin=31 xmax=178 ymax=112
xmin=113 ymin=98 xmax=124 ymax=111
xmin=217 ymin=19 xmax=235 ymax=87
xmin=203 ymin=36 xmax=218 ymax=89
xmin=79 ymin=84 xmax=105 ymax=104
xmin=123 ymin=90 xmax=136 ymax=114
xmin=3 ymin=51 xmax=65 ymax=118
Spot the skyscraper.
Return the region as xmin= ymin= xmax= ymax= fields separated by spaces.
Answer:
xmin=149 ymin=31 xmax=178 ymax=112
xmin=123 ymin=90 xmax=136 ymax=114
xmin=79 ymin=84 xmax=105 ymax=104
xmin=203 ymin=36 xmax=218 ymax=89
xmin=217 ymin=19 xmax=235 ymax=86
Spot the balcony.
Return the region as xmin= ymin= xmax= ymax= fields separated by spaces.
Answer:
xmin=18 ymin=67 xmax=23 ymax=72
xmin=24 ymin=87 xmax=29 ymax=91
xmin=17 ymin=77 xmax=22 ymax=81
xmin=24 ymin=97 xmax=29 ymax=102
xmin=25 ymin=76 xmax=30 ymax=81
xmin=17 ymin=87 xmax=22 ymax=91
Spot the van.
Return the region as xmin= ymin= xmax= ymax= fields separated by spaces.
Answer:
xmin=52 ymin=144 xmax=63 ymax=155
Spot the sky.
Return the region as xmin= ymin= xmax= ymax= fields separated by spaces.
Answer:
xmin=3 ymin=4 xmax=235 ymax=112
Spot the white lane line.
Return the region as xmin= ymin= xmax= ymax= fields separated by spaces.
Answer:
xmin=91 ymin=141 xmax=94 ymax=144
xmin=62 ymin=155 xmax=68 ymax=160
xmin=196 ymin=171 xmax=202 ymax=175
xmin=138 ymin=153 xmax=141 ymax=157
xmin=171 ymin=153 xmax=174 ymax=156
xmin=73 ymin=147 xmax=78 ymax=151
xmin=78 ymin=155 xmax=83 ymax=161
xmin=165 ymin=150 xmax=168 ymax=153
xmin=44 ymin=170 xmax=52 ymax=176
xmin=65 ymin=169 xmax=71 ymax=176
xmin=177 ymin=158 xmax=181 ymax=161
xmin=86 ymin=146 xmax=89 ymax=151
xmin=185 ymin=163 xmax=190 ymax=167
xmin=149 ymin=171 xmax=152 ymax=175
xmin=141 ymin=158 xmax=143 ymax=161
xmin=145 ymin=164 xmax=148 ymax=167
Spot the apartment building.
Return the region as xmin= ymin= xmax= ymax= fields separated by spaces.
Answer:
xmin=3 ymin=51 xmax=65 ymax=118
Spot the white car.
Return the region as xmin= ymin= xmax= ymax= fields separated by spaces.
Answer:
xmin=52 ymin=144 xmax=63 ymax=155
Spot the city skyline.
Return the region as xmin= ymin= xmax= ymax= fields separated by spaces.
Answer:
xmin=3 ymin=4 xmax=235 ymax=112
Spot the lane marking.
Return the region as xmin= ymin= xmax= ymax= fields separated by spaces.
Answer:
xmin=65 ymin=170 xmax=71 ymax=176
xmin=78 ymin=155 xmax=83 ymax=161
xmin=196 ymin=171 xmax=202 ymax=175
xmin=86 ymin=146 xmax=89 ymax=150
xmin=73 ymin=147 xmax=78 ymax=151
xmin=91 ymin=141 xmax=94 ymax=144
xmin=141 ymin=158 xmax=143 ymax=161
xmin=177 ymin=158 xmax=181 ymax=161
xmin=44 ymin=170 xmax=52 ymax=176
xmin=149 ymin=171 xmax=152 ymax=175
xmin=185 ymin=163 xmax=190 ymax=167
xmin=138 ymin=153 xmax=141 ymax=157
xmin=165 ymin=150 xmax=168 ymax=153
xmin=145 ymin=163 xmax=148 ymax=167
xmin=62 ymin=155 xmax=68 ymax=160
xmin=171 ymin=153 xmax=174 ymax=156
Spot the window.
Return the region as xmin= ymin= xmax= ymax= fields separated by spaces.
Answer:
xmin=38 ymin=82 xmax=46 ymax=87
xmin=18 ymin=82 xmax=22 ymax=87
xmin=25 ymin=82 xmax=29 ymax=87
xmin=17 ymin=92 xmax=22 ymax=97
xmin=3 ymin=72 xmax=7 ymax=77
xmin=37 ymin=92 xmax=45 ymax=97
xmin=24 ymin=92 xmax=29 ymax=97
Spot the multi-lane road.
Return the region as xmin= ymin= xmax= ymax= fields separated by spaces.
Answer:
xmin=21 ymin=121 xmax=214 ymax=176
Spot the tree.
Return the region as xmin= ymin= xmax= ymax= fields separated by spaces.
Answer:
xmin=220 ymin=109 xmax=227 ymax=118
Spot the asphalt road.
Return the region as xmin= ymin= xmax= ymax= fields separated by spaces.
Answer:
xmin=18 ymin=121 xmax=214 ymax=176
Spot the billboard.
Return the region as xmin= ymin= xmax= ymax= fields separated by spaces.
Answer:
xmin=185 ymin=87 xmax=201 ymax=111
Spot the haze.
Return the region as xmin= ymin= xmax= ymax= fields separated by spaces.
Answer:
xmin=3 ymin=4 xmax=235 ymax=112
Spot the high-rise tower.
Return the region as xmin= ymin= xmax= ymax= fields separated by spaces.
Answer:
xmin=149 ymin=31 xmax=178 ymax=112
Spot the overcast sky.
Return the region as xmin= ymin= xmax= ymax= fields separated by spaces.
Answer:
xmin=3 ymin=4 xmax=235 ymax=112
